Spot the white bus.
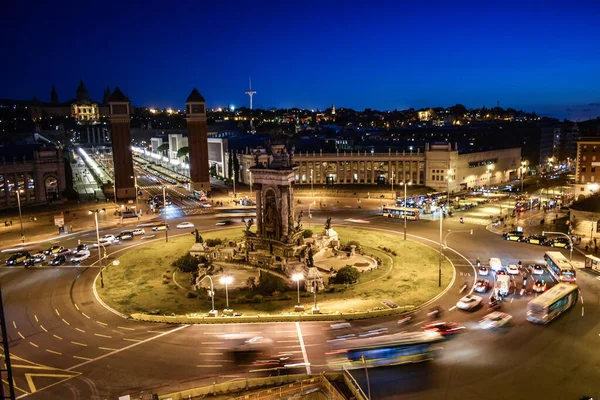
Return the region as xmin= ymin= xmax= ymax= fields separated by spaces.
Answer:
xmin=544 ymin=251 xmax=576 ymax=283
xmin=526 ymin=283 xmax=579 ymax=324
xmin=382 ymin=206 xmax=420 ymax=221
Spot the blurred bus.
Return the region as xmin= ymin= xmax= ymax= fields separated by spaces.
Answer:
xmin=214 ymin=206 xmax=257 ymax=219
xmin=544 ymin=251 xmax=576 ymax=283
xmin=325 ymin=331 xmax=443 ymax=370
xmin=382 ymin=206 xmax=420 ymax=220
xmin=527 ymin=283 xmax=578 ymax=324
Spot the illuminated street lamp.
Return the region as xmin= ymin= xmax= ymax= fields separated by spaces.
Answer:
xmin=219 ymin=275 xmax=233 ymax=310
xmin=89 ymin=209 xmax=106 ymax=288
xmin=15 ymin=188 xmax=24 ymax=243
xmin=131 ymin=175 xmax=140 ymax=206
xmin=198 ymin=275 xmax=217 ymax=317
xmin=401 ymin=181 xmax=412 ymax=240
xmin=308 ymin=200 xmax=316 ymax=227
xmin=292 ymin=273 xmax=304 ymax=305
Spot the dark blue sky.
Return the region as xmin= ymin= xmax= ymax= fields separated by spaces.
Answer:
xmin=2 ymin=0 xmax=600 ymax=119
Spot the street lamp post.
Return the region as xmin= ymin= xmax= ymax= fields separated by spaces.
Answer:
xmin=310 ymin=168 xmax=314 ymax=198
xmin=219 ymin=275 xmax=233 ymax=311
xmin=292 ymin=273 xmax=303 ymax=305
xmin=132 ymin=175 xmax=140 ymax=206
xmin=308 ymin=201 xmax=316 ymax=227
xmin=162 ymin=186 xmax=169 ymax=242
xmin=232 ymin=167 xmax=236 ymax=198
xmin=15 ymin=189 xmax=24 ymax=242
xmin=442 ymin=228 xmax=474 ymax=287
xmin=543 ymin=230 xmax=574 ymax=261
xmin=402 ymin=182 xmax=411 ymax=240
xmin=247 ymin=169 xmax=253 ymax=197
xmin=89 ymin=209 xmax=105 ymax=288
xmin=391 ymin=171 xmax=394 ymax=197
xmin=198 ymin=275 xmax=217 ymax=316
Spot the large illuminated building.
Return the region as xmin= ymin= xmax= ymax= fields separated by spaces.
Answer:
xmin=29 ymin=81 xmax=109 ymax=121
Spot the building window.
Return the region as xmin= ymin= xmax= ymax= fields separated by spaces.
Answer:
xmin=583 ymin=145 xmax=588 ymax=152
xmin=593 ymin=156 xmax=597 ymax=161
xmin=594 ymin=146 xmax=598 ymax=152
xmin=592 ymin=176 xmax=596 ymax=182
xmin=592 ymin=167 xmax=596 ymax=173
xmin=583 ymin=156 xmax=587 ymax=161
xmin=582 ymin=166 xmax=586 ymax=172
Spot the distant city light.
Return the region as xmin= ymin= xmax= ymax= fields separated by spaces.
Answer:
xmin=230 ymin=104 xmax=235 ymax=112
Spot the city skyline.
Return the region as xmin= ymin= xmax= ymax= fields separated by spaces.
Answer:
xmin=2 ymin=1 xmax=600 ymax=120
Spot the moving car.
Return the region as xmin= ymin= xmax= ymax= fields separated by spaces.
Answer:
xmin=497 ymin=269 xmax=507 ymax=275
xmin=71 ymin=250 xmax=91 ymax=263
xmin=549 ymin=237 xmax=570 ymax=248
xmin=152 ymin=224 xmax=170 ymax=231
xmin=176 ymin=222 xmax=195 ymax=229
xmin=532 ymin=264 xmax=544 ymax=275
xmin=478 ymin=266 xmax=489 ymax=276
xmin=526 ymin=235 xmax=547 ymax=245
xmin=504 ymin=230 xmax=524 ymax=242
xmin=6 ymin=252 xmax=31 ymax=266
xmin=456 ymin=295 xmax=482 ymax=311
xmin=44 ymin=245 xmax=67 ymax=255
xmin=215 ymin=220 xmax=234 ymax=226
xmin=474 ymin=279 xmax=489 ymax=293
xmin=49 ymin=255 xmax=67 ymax=266
xmin=132 ymin=228 xmax=146 ymax=236
xmin=23 ymin=252 xmax=46 ymax=266
xmin=422 ymin=322 xmax=465 ymax=336
xmin=489 ymin=257 xmax=503 ymax=272
xmin=479 ymin=312 xmax=512 ymax=330
xmin=118 ymin=231 xmax=134 ymax=240
xmin=507 ymin=264 xmax=519 ymax=275
xmin=200 ymin=203 xmax=212 ymax=209
xmin=533 ymin=280 xmax=547 ymax=293
xmin=101 ymin=234 xmax=116 ymax=243
xmin=72 ymin=244 xmax=88 ymax=254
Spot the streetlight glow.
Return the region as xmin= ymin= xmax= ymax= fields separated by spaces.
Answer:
xmin=292 ymin=273 xmax=304 ymax=305
xmin=219 ymin=275 xmax=233 ymax=310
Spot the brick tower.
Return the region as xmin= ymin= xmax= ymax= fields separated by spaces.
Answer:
xmin=185 ymin=88 xmax=210 ymax=192
xmin=108 ymin=87 xmax=135 ymax=200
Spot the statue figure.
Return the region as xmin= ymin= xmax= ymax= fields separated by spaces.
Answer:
xmin=325 ymin=217 xmax=332 ymax=230
xmin=265 ymin=202 xmax=276 ymax=228
xmin=191 ymin=229 xmax=203 ymax=243
xmin=306 ymin=246 xmax=314 ymax=267
xmin=296 ymin=210 xmax=304 ymax=231
xmin=245 ymin=218 xmax=254 ymax=232
xmin=253 ymin=151 xmax=261 ymax=167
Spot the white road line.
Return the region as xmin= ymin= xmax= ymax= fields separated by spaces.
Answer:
xmin=17 ymin=332 xmax=24 ymax=339
xmin=201 ymin=342 xmax=224 ymax=345
xmin=510 ymin=297 xmax=514 ymax=304
xmin=53 ymin=334 xmax=63 ymax=340
xmin=95 ymin=333 xmax=112 ymax=338
xmin=415 ymin=321 xmax=425 ymax=326
xmin=197 ymin=365 xmax=222 ymax=368
xmin=74 ymin=304 xmax=80 ymax=311
xmin=73 ymin=355 xmax=93 ymax=361
xmin=34 ymin=315 xmax=39 ymax=322
xmin=81 ymin=312 xmax=91 ymax=319
xmin=582 ymin=307 xmax=585 ymax=317
xmin=71 ymin=341 xmax=87 ymax=347
xmin=99 ymin=347 xmax=118 ymax=351
xmin=39 ymin=325 xmax=47 ymax=332
xmin=96 ymin=321 xmax=108 ymax=326
xmin=62 ymin=318 xmax=70 ymax=326
xmin=276 ymin=340 xmax=298 ymax=343
xmin=46 ymin=349 xmax=62 ymax=355
xmin=123 ymin=338 xmax=141 ymax=342
xmin=29 ymin=342 xmax=38 ymax=348
xmin=12 ymin=321 xmax=16 ymax=329
xmin=75 ymin=328 xmax=86 ymax=333
xmin=117 ymin=326 xmax=135 ymax=331
xmin=448 ymin=306 xmax=456 ymax=311
xmin=295 ymin=322 xmax=311 ymax=374
xmin=67 ymin=325 xmax=189 ymax=371
xmin=199 ymin=352 xmax=223 ymax=355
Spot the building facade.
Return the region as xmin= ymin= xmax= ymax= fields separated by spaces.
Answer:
xmin=0 ymin=145 xmax=66 ymax=209
xmin=108 ymin=88 xmax=135 ymax=200
xmin=574 ymin=137 xmax=600 ymax=199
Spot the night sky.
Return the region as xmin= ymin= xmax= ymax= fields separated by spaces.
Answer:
xmin=2 ymin=0 xmax=600 ymax=119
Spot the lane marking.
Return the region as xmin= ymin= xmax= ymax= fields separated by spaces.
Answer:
xmin=117 ymin=326 xmax=135 ymax=331
xmin=53 ymin=334 xmax=63 ymax=340
xmin=99 ymin=347 xmax=118 ymax=351
xmin=74 ymin=304 xmax=80 ymax=311
xmin=55 ymin=309 xmax=60 ymax=317
xmin=123 ymin=338 xmax=141 ymax=342
xmin=199 ymin=352 xmax=223 ymax=355
xmin=29 ymin=342 xmax=38 ymax=348
xmin=12 ymin=321 xmax=16 ymax=329
xmin=75 ymin=328 xmax=85 ymax=333
xmin=71 ymin=341 xmax=87 ymax=347
xmin=62 ymin=319 xmax=70 ymax=326
xmin=81 ymin=313 xmax=91 ymax=319
xmin=197 ymin=365 xmax=222 ymax=368
xmin=39 ymin=325 xmax=47 ymax=333
xmin=415 ymin=321 xmax=425 ymax=326
xmin=67 ymin=324 xmax=189 ymax=371
xmin=96 ymin=321 xmax=108 ymax=326
xmin=73 ymin=356 xmax=93 ymax=361
xmin=46 ymin=349 xmax=62 ymax=355
xmin=201 ymin=342 xmax=224 ymax=345
xmin=148 ymin=330 xmax=167 ymax=334
xmin=582 ymin=307 xmax=585 ymax=317
xmin=94 ymin=333 xmax=112 ymax=339
xmin=276 ymin=340 xmax=298 ymax=343
xmin=295 ymin=322 xmax=311 ymax=375
xmin=276 ymin=330 xmax=296 ymax=333
xmin=18 ymin=332 xmax=25 ymax=339
xmin=448 ymin=306 xmax=457 ymax=311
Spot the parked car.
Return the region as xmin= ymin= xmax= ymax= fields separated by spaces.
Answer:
xmin=101 ymin=234 xmax=116 ymax=243
xmin=533 ymin=280 xmax=547 ymax=293
xmin=479 ymin=312 xmax=512 ymax=330
xmin=507 ymin=264 xmax=519 ymax=275
xmin=6 ymin=252 xmax=31 ymax=266
xmin=49 ymin=255 xmax=67 ymax=266
xmin=200 ymin=203 xmax=212 ymax=209
xmin=532 ymin=264 xmax=544 ymax=275
xmin=456 ymin=295 xmax=482 ymax=311
xmin=478 ymin=266 xmax=489 ymax=276
xmin=474 ymin=279 xmax=490 ymax=293
xmin=526 ymin=235 xmax=547 ymax=245
xmin=118 ymin=231 xmax=134 ymax=240
xmin=550 ymin=237 xmax=570 ymax=248
xmin=72 ymin=244 xmax=88 ymax=254
xmin=422 ymin=322 xmax=465 ymax=336
xmin=71 ymin=250 xmax=91 ymax=263
xmin=504 ymin=231 xmax=524 ymax=242
xmin=176 ymin=222 xmax=195 ymax=229
xmin=44 ymin=245 xmax=67 ymax=255
xmin=132 ymin=228 xmax=146 ymax=236
xmin=152 ymin=224 xmax=170 ymax=231
xmin=216 ymin=220 xmax=234 ymax=226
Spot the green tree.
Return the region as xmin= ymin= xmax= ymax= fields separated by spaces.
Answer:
xmin=176 ymin=146 xmax=189 ymax=158
xmin=302 ymin=229 xmax=313 ymax=238
xmin=227 ymin=150 xmax=234 ymax=180
xmin=172 ymin=253 xmax=199 ymax=273
xmin=257 ymin=273 xmax=286 ymax=296
xmin=232 ymin=151 xmax=240 ymax=182
xmin=157 ymin=143 xmax=169 ymax=155
xmin=334 ymin=266 xmax=359 ymax=284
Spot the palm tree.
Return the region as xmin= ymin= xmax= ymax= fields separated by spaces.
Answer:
xmin=157 ymin=143 xmax=169 ymax=156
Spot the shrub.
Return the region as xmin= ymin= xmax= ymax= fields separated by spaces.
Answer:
xmin=172 ymin=253 xmax=199 ymax=273
xmin=251 ymin=294 xmax=263 ymax=303
xmin=335 ymin=266 xmax=360 ymax=284
xmin=162 ymin=279 xmax=169 ymax=285
xmin=205 ymin=238 xmax=223 ymax=247
xmin=257 ymin=273 xmax=287 ymax=296
xmin=186 ymin=292 xmax=198 ymax=299
xmin=302 ymin=229 xmax=313 ymax=238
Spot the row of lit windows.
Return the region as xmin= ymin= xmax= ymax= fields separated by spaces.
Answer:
xmin=581 ymin=145 xmax=599 ymax=152
xmin=580 ymin=175 xmax=596 ymax=183
xmin=581 ymin=156 xmax=597 ymax=162
xmin=580 ymin=166 xmax=597 ymax=173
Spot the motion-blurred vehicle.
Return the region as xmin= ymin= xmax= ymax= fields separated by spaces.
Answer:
xmin=49 ymin=255 xmax=67 ymax=266
xmin=479 ymin=312 xmax=512 ymax=330
xmin=533 ymin=280 xmax=547 ymax=293
xmin=507 ymin=264 xmax=519 ymax=275
xmin=23 ymin=252 xmax=46 ymax=266
xmin=549 ymin=237 xmax=570 ymax=248
xmin=6 ymin=252 xmax=31 ymax=266
xmin=101 ymin=234 xmax=116 ymax=243
xmin=152 ymin=224 xmax=170 ymax=231
xmin=422 ymin=322 xmax=465 ymax=336
xmin=427 ymin=306 xmax=444 ymax=319
xmin=456 ymin=295 xmax=482 ymax=311
xmin=44 ymin=245 xmax=67 ymax=255
xmin=397 ymin=315 xmax=414 ymax=326
xmin=200 ymin=203 xmax=212 ymax=209
xmin=526 ymin=234 xmax=547 ymax=245
xmin=532 ymin=264 xmax=544 ymax=275
xmin=474 ymin=279 xmax=489 ymax=293
xmin=71 ymin=250 xmax=91 ymax=263
xmin=118 ymin=231 xmax=134 ymax=240
xmin=504 ymin=231 xmax=524 ymax=242
xmin=478 ymin=266 xmax=489 ymax=276
xmin=176 ymin=222 xmax=195 ymax=229
xmin=132 ymin=228 xmax=146 ymax=236
xmin=72 ymin=244 xmax=88 ymax=254
xmin=215 ymin=220 xmax=234 ymax=226
xmin=495 ymin=274 xmax=510 ymax=297
xmin=496 ymin=269 xmax=507 ymax=275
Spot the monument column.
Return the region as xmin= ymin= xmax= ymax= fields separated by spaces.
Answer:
xmin=185 ymin=88 xmax=210 ymax=192
xmin=255 ymin=184 xmax=262 ymax=235
xmin=108 ymin=87 xmax=135 ymax=201
xmin=281 ymin=186 xmax=289 ymax=236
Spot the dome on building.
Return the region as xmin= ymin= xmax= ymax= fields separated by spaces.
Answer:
xmin=76 ymin=80 xmax=89 ymax=102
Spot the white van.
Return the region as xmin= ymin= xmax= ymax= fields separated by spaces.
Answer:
xmin=495 ymin=275 xmax=510 ymax=296
xmin=489 ymin=258 xmax=503 ymax=272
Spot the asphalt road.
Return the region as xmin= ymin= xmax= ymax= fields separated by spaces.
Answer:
xmin=1 ymin=203 xmax=598 ymax=399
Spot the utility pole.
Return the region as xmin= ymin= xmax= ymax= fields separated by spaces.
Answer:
xmin=0 ymin=286 xmax=17 ymax=400
xmin=163 ymin=186 xmax=169 ymax=242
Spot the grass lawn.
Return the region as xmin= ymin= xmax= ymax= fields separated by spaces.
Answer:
xmin=97 ymin=227 xmax=452 ymax=316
